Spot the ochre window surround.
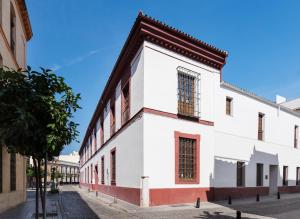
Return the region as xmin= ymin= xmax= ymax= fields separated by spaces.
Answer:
xmin=174 ymin=131 xmax=200 ymax=184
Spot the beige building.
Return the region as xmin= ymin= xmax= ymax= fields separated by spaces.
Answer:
xmin=0 ymin=0 xmax=32 ymax=213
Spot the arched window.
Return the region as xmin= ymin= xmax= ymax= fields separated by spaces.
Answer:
xmin=10 ymin=3 xmax=16 ymax=55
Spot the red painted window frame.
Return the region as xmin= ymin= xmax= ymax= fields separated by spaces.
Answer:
xmin=121 ymin=79 xmax=130 ymax=125
xmin=110 ymin=148 xmax=116 ymax=186
xmin=174 ymin=131 xmax=200 ymax=184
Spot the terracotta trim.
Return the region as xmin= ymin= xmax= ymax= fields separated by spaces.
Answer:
xmin=79 ymin=13 xmax=225 ymax=155
xmin=278 ymin=185 xmax=300 ymax=193
xmin=174 ymin=131 xmax=200 ymax=184
xmin=80 ymin=107 xmax=214 ymax=167
xmin=0 ymin=27 xmax=19 ymax=69
xmin=80 ymin=183 xmax=140 ymax=206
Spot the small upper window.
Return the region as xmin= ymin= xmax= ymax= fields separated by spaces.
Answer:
xmin=294 ymin=125 xmax=298 ymax=149
xmin=258 ymin=113 xmax=265 ymax=141
xmin=226 ymin=97 xmax=233 ymax=116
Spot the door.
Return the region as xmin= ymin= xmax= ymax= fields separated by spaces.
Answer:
xmin=94 ymin=165 xmax=99 ymax=191
xmin=269 ymin=165 xmax=278 ymax=194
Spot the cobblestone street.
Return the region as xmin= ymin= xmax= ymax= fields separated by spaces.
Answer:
xmin=3 ymin=185 xmax=300 ymax=218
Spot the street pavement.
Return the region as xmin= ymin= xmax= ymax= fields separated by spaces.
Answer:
xmin=2 ymin=185 xmax=300 ymax=218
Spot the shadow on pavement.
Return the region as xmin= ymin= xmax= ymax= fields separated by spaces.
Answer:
xmin=194 ymin=210 xmax=253 ymax=219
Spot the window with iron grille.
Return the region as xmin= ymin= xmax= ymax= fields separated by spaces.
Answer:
xmin=226 ymin=97 xmax=233 ymax=116
xmin=101 ymin=156 xmax=104 ymax=184
xmin=122 ymin=83 xmax=130 ymax=124
xmin=10 ymin=152 xmax=16 ymax=191
xmin=177 ymin=67 xmax=200 ymax=118
xmin=294 ymin=125 xmax=298 ymax=149
xmin=111 ymin=150 xmax=116 ymax=185
xmin=256 ymin=163 xmax=263 ymax=186
xmin=283 ymin=166 xmax=288 ymax=186
xmin=178 ymin=137 xmax=196 ymax=181
xmin=297 ymin=167 xmax=300 ymax=185
xmin=258 ymin=113 xmax=265 ymax=141
xmin=237 ymin=161 xmax=245 ymax=187
xmin=100 ymin=118 xmax=104 ymax=145
xmin=0 ymin=146 xmax=2 ymax=193
xmin=10 ymin=3 xmax=16 ymax=55
xmin=110 ymin=101 xmax=116 ymax=135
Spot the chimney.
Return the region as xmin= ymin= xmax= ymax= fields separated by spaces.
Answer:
xmin=276 ymin=95 xmax=286 ymax=104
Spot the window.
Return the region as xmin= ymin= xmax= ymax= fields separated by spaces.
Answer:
xmin=89 ymin=137 xmax=92 ymax=157
xmin=101 ymin=156 xmax=104 ymax=184
xmin=237 ymin=161 xmax=245 ymax=187
xmin=0 ymin=146 xmax=2 ymax=193
xmin=294 ymin=125 xmax=298 ymax=149
xmin=10 ymin=152 xmax=16 ymax=191
xmin=258 ymin=113 xmax=265 ymax=141
xmin=175 ymin=132 xmax=200 ymax=184
xmin=177 ymin=67 xmax=200 ymax=118
xmin=0 ymin=53 xmax=2 ymax=67
xmin=256 ymin=163 xmax=263 ymax=186
xmin=93 ymin=128 xmax=97 ymax=152
xmin=122 ymin=83 xmax=130 ymax=124
xmin=110 ymin=101 xmax=116 ymax=135
xmin=10 ymin=3 xmax=16 ymax=55
xmin=87 ymin=166 xmax=89 ymax=184
xmin=90 ymin=164 xmax=93 ymax=183
xmin=283 ymin=166 xmax=288 ymax=186
xmin=226 ymin=97 xmax=233 ymax=115
xmin=297 ymin=167 xmax=300 ymax=186
xmin=100 ymin=116 xmax=104 ymax=145
xmin=111 ymin=149 xmax=116 ymax=185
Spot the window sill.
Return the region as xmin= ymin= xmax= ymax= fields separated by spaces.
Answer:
xmin=177 ymin=113 xmax=200 ymax=122
xmin=175 ymin=179 xmax=199 ymax=184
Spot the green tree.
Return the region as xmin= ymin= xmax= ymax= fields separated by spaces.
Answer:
xmin=0 ymin=67 xmax=80 ymax=219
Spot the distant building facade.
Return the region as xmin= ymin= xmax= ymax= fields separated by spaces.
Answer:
xmin=79 ymin=14 xmax=300 ymax=207
xmin=0 ymin=0 xmax=32 ymax=213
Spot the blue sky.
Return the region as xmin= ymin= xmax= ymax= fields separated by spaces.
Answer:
xmin=26 ymin=0 xmax=300 ymax=154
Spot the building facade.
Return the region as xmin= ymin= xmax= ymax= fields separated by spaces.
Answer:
xmin=79 ymin=13 xmax=300 ymax=206
xmin=0 ymin=0 xmax=32 ymax=212
xmin=48 ymin=151 xmax=80 ymax=184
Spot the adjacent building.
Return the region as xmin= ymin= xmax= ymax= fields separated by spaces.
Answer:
xmin=79 ymin=13 xmax=300 ymax=206
xmin=0 ymin=0 xmax=32 ymax=212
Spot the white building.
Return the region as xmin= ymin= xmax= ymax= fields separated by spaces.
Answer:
xmin=79 ymin=13 xmax=300 ymax=206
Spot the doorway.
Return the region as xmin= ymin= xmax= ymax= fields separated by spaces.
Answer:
xmin=269 ymin=165 xmax=278 ymax=194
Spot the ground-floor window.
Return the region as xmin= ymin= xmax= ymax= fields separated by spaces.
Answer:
xmin=175 ymin=131 xmax=200 ymax=184
xmin=237 ymin=161 xmax=245 ymax=187
xmin=111 ymin=149 xmax=116 ymax=185
xmin=297 ymin=167 xmax=300 ymax=185
xmin=256 ymin=163 xmax=263 ymax=186
xmin=283 ymin=166 xmax=288 ymax=186
xmin=10 ymin=153 xmax=16 ymax=191
xmin=90 ymin=164 xmax=93 ymax=184
xmin=101 ymin=156 xmax=104 ymax=185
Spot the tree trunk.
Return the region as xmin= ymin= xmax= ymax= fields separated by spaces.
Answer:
xmin=43 ymin=153 xmax=47 ymax=219
xmin=38 ymin=159 xmax=45 ymax=215
xmin=33 ymin=159 xmax=39 ymax=219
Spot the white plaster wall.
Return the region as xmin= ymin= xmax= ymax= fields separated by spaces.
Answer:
xmin=80 ymin=115 xmax=144 ymax=188
xmin=143 ymin=41 xmax=220 ymax=123
xmin=213 ymin=84 xmax=300 ymax=187
xmin=143 ymin=113 xmax=215 ymax=188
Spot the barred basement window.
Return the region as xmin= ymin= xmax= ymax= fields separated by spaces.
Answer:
xmin=0 ymin=146 xmax=2 ymax=193
xmin=283 ymin=166 xmax=288 ymax=186
xmin=258 ymin=113 xmax=265 ymax=141
xmin=179 ymin=137 xmax=196 ymax=181
xmin=256 ymin=163 xmax=263 ymax=186
xmin=10 ymin=152 xmax=16 ymax=191
xmin=111 ymin=150 xmax=116 ymax=185
xmin=101 ymin=156 xmax=104 ymax=184
xmin=177 ymin=66 xmax=200 ymax=118
xmin=237 ymin=161 xmax=245 ymax=187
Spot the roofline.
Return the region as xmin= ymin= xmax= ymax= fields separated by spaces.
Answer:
xmin=79 ymin=12 xmax=228 ymax=154
xmin=221 ymin=81 xmax=300 ymax=118
xmin=16 ymin=0 xmax=32 ymax=41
